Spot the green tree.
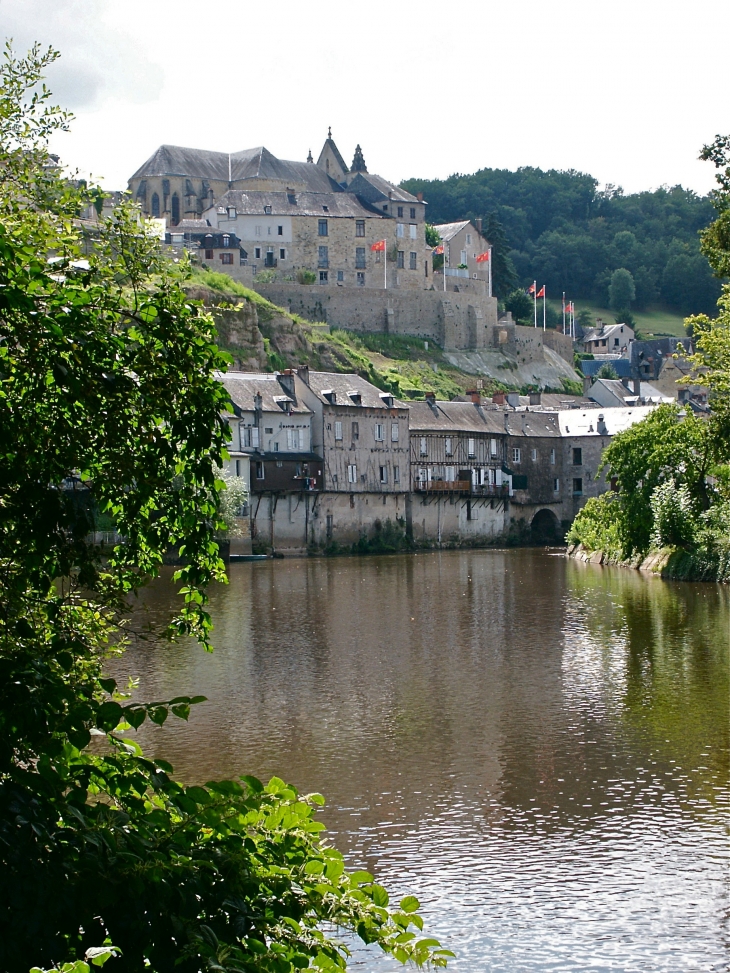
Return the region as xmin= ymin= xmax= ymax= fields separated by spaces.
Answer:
xmin=484 ymin=212 xmax=518 ymax=297
xmin=504 ymin=288 xmax=533 ymax=324
xmin=596 ymin=362 xmax=618 ymax=379
xmin=425 ymin=223 xmax=441 ymax=247
xmin=608 ymin=267 xmax=635 ymax=312
xmin=0 ymin=44 xmax=449 ymax=973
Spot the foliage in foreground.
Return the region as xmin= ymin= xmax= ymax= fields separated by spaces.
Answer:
xmin=0 ymin=43 xmax=449 ymax=973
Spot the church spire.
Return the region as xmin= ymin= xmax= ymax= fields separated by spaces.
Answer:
xmin=307 ymin=148 xmax=313 ymax=163
xmin=350 ymin=144 xmax=367 ymax=173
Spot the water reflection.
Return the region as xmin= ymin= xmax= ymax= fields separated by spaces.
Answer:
xmin=114 ymin=550 xmax=729 ymax=972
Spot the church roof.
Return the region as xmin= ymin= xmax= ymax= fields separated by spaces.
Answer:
xmin=129 ymin=143 xmax=344 ymax=193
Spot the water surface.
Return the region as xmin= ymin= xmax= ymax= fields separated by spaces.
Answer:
xmin=114 ymin=550 xmax=730 ymax=972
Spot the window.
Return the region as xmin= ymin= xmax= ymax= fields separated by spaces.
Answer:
xmin=227 ymin=207 xmax=236 ymax=219
xmin=355 ymin=247 xmax=366 ymax=269
xmin=250 ymin=427 xmax=260 ymax=448
xmin=171 ymin=194 xmax=179 ymax=224
xmin=204 ymin=249 xmax=213 ymax=260
xmin=374 ymin=423 xmax=384 ymax=441
xmin=468 ymin=438 xmax=476 ymax=458
xmin=466 ymin=233 xmax=472 ymax=245
xmin=334 ymin=421 xmax=343 ymax=441
xmin=573 ymin=477 xmax=583 ymax=495
xmin=573 ymin=447 xmax=583 ymax=466
xmin=379 ymin=466 xmax=388 ymax=484
xmin=280 ymin=248 xmax=286 ymax=259
xmin=409 ymin=224 xmax=417 ymax=239
xmin=347 ymin=464 xmax=357 ymax=484
xmin=397 ymin=251 xmax=405 ymax=269
xmin=393 ymin=465 xmax=400 ymax=484
xmin=550 ymin=448 xmax=556 ymax=465
xmin=391 ymin=423 xmax=399 ymax=442
xmin=264 ymin=427 xmax=273 ymax=434
xmin=553 ymin=478 xmax=560 ymax=492
xmin=287 ymin=429 xmax=302 ymax=450
xmin=382 ymin=204 xmax=388 ymax=211
xmin=151 ymin=192 xmax=160 ymax=217
xmin=420 ymin=437 xmax=428 ymax=456
xmin=318 ymin=219 xmax=328 ymax=236
xmin=235 ymin=459 xmax=241 ymax=477
xmin=222 ymin=235 xmax=230 ymax=247
xmin=319 ymin=270 xmax=328 ymax=283
xmin=254 ymin=247 xmax=261 ymax=259
xmin=351 ymin=421 xmax=359 ymax=440
xmin=220 ymin=252 xmax=233 ymax=264
xmin=409 ymin=251 xmax=417 ymax=270
xmin=337 ymin=270 xmax=344 ymax=282
xmin=397 ymin=206 xmax=404 ymax=217
xmin=410 ymin=207 xmax=416 ymax=219
xmin=490 ymin=438 xmax=498 ymax=457
xmin=512 ymin=447 xmax=521 ymax=463
xmin=357 ymin=272 xmax=365 ymax=286
xmin=277 ymin=225 xmax=283 ymax=235
xmin=531 ymin=448 xmax=537 ymax=461
xmin=460 ymin=249 xmax=467 ymax=265
xmin=396 ymin=223 xmax=404 ymax=238
xmin=446 ymin=466 xmax=455 ymax=482
xmin=445 ymin=437 xmax=452 ymax=455
xmin=256 ymin=462 xmax=265 ymax=480
xmin=264 ymin=205 xmax=272 ymax=215
xmin=255 ymin=225 xmax=262 ymax=236
xmin=356 ymin=220 xmax=365 ymax=237
xmin=318 ymin=246 xmax=329 ymax=268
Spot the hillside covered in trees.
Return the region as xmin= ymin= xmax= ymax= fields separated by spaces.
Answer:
xmin=402 ymin=168 xmax=722 ymax=314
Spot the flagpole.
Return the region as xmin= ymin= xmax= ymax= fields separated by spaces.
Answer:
xmin=384 ymin=240 xmax=387 ymax=290
xmin=543 ymin=286 xmax=546 ymax=331
xmin=444 ymin=242 xmax=447 ymax=292
xmin=562 ymin=292 xmax=566 ymax=335
xmin=488 ymin=246 xmax=492 ymax=298
xmin=533 ymin=280 xmax=537 ymax=328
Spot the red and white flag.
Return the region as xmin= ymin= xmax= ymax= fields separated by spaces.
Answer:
xmin=371 ymin=239 xmax=387 ymax=252
xmin=536 ymin=285 xmax=546 ymax=298
xmin=433 ymin=243 xmax=444 ymax=255
xmin=475 ymin=251 xmax=490 ymax=263
xmin=527 ymin=282 xmax=536 ymax=295
xmin=566 ymin=301 xmax=574 ymax=313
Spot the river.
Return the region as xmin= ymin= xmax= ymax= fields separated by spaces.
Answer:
xmin=113 ymin=549 xmax=730 ymax=973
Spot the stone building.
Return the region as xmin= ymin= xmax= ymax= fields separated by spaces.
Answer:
xmin=128 ymin=132 xmax=431 ymax=291
xmin=581 ymin=322 xmax=634 ymax=355
xmin=432 ymin=220 xmax=491 ymax=292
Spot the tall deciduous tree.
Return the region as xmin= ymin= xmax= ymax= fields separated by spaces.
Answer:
xmin=0 ymin=44 xmax=449 ymax=973
xmin=608 ymin=267 xmax=635 ymax=313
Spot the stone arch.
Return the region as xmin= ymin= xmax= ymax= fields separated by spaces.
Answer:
xmin=530 ymin=507 xmax=561 ymax=544
xmin=150 ymin=192 xmax=160 ymax=218
xmin=171 ymin=192 xmax=180 ymax=225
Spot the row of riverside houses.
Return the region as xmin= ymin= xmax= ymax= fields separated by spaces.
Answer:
xmin=218 ymin=368 xmax=654 ymax=555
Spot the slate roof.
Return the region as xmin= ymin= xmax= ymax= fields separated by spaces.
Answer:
xmin=212 ymin=190 xmax=383 ymax=219
xmin=432 ymin=221 xmax=472 ymax=243
xmin=304 ymin=371 xmax=405 ymax=410
xmin=582 ymin=323 xmax=632 ymax=344
xmin=406 ymin=400 xmax=508 ymax=435
xmin=217 ymin=372 xmax=311 ymax=415
xmin=629 ymin=336 xmax=693 ymax=366
xmin=347 ymin=172 xmax=418 ymax=205
xmin=579 ymin=358 xmax=632 ymax=378
xmin=129 ymin=144 xmax=343 ymax=193
xmin=588 ymin=379 xmax=670 ymax=405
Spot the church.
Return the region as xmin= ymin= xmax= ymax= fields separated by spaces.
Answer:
xmin=127 ymin=132 xmax=432 ymax=290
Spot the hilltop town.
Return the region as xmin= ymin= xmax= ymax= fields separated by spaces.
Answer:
xmin=107 ymin=130 xmax=704 ymax=554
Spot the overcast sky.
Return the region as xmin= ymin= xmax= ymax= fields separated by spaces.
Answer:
xmin=2 ymin=0 xmax=728 ymax=196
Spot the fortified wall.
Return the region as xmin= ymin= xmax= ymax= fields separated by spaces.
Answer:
xmin=254 ymin=282 xmax=500 ymax=352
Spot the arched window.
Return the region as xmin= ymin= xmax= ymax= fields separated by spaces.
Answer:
xmin=171 ymin=193 xmax=180 ymax=225
xmin=151 ymin=192 xmax=160 ymax=218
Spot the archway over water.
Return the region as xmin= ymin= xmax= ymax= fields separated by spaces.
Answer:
xmin=531 ymin=508 xmax=561 ymax=544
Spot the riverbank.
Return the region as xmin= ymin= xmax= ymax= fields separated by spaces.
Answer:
xmin=566 ymin=542 xmax=730 ymax=582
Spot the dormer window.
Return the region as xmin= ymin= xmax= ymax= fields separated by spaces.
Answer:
xmin=222 ymin=235 xmax=230 ymax=247
xmin=227 ymin=207 xmax=236 ymax=219
xmin=382 ymin=204 xmax=388 ymax=211
xmin=322 ymin=205 xmax=329 ymax=212
xmin=322 ymin=389 xmax=336 ymax=404
xmin=348 ymin=390 xmax=362 ymax=405
xmin=379 ymin=393 xmax=394 ymax=408
xmin=273 ymin=395 xmax=293 ymax=415
xmin=264 ymin=205 xmax=272 ymax=215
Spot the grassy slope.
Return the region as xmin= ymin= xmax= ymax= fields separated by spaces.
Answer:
xmin=570 ymin=302 xmax=687 ymax=338
xmin=189 ymin=269 xmax=579 ymax=399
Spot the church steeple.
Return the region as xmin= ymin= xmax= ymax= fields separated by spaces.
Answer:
xmin=306 ymin=148 xmax=313 ymax=163
xmin=350 ymin=143 xmax=367 ymax=173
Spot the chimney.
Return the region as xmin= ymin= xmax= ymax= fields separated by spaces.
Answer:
xmin=529 ymin=391 xmax=542 ymax=406
xmin=296 ymin=365 xmax=310 ymax=386
xmin=492 ymin=391 xmax=505 ymax=405
xmin=633 ymin=377 xmax=641 ymax=396
xmin=467 ymin=389 xmax=481 ymax=405
xmin=253 ymin=392 xmax=263 ymax=417
xmin=506 ymin=392 xmax=520 ymax=408
xmin=583 ymin=374 xmax=592 ymax=395
xmin=424 ymin=391 xmax=436 ymax=402
xmin=278 ymin=369 xmax=295 ymax=397
xmin=416 ymin=191 xmax=423 ymax=202
xmin=475 ymin=218 xmax=482 ymax=233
